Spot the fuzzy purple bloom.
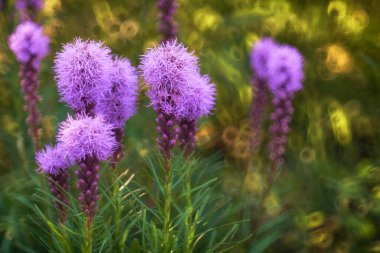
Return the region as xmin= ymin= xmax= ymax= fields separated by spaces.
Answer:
xmin=176 ymin=74 xmax=216 ymax=121
xmin=140 ymin=40 xmax=199 ymax=115
xmin=176 ymin=75 xmax=216 ymax=157
xmin=36 ymin=145 xmax=71 ymax=175
xmin=54 ymin=38 xmax=113 ymax=113
xmin=57 ymin=114 xmax=117 ymax=162
xmin=96 ymin=57 xmax=138 ymax=128
xmin=8 ymin=21 xmax=49 ymax=69
xmin=250 ymin=37 xmax=278 ymax=80
xmin=267 ymin=45 xmax=304 ymax=98
xmin=157 ymin=0 xmax=178 ymax=42
xmin=140 ymin=40 xmax=201 ymax=169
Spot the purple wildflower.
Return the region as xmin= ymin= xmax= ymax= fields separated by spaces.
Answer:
xmin=57 ymin=114 xmax=116 ymax=224
xmin=96 ymin=56 xmax=138 ymax=166
xmin=16 ymin=0 xmax=43 ymax=21
xmin=57 ymin=114 xmax=116 ymax=162
xmin=54 ymin=38 xmax=113 ymax=114
xmin=140 ymin=40 xmax=199 ymax=170
xmin=266 ymin=45 xmax=304 ymax=168
xmin=140 ymin=40 xmax=199 ymax=115
xmin=96 ymin=57 xmax=138 ymax=128
xmin=267 ymin=45 xmax=304 ymax=98
xmin=8 ymin=21 xmax=49 ymax=149
xmin=157 ymin=0 xmax=178 ymax=42
xmin=250 ymin=37 xmax=278 ymax=80
xmin=36 ymin=145 xmax=71 ymax=175
xmin=8 ymin=21 xmax=49 ymax=68
xmin=36 ymin=144 xmax=70 ymax=223
xmin=176 ymin=74 xmax=216 ymax=157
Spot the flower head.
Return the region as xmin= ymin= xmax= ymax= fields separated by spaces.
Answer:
xmin=176 ymin=75 xmax=216 ymax=121
xmin=140 ymin=40 xmax=199 ymax=114
xmin=36 ymin=145 xmax=71 ymax=175
xmin=57 ymin=114 xmax=117 ymax=161
xmin=96 ymin=57 xmax=138 ymax=128
xmin=54 ymin=38 xmax=113 ymax=111
xmin=16 ymin=0 xmax=43 ymax=12
xmin=250 ymin=37 xmax=278 ymax=80
xmin=8 ymin=21 xmax=49 ymax=68
xmin=267 ymin=45 xmax=304 ymax=98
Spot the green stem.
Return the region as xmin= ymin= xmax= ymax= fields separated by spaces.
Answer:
xmin=163 ymin=161 xmax=172 ymax=253
xmin=184 ymin=162 xmax=195 ymax=253
xmin=83 ymin=218 xmax=93 ymax=253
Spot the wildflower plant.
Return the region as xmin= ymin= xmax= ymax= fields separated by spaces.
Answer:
xmin=157 ymin=0 xmax=178 ymax=42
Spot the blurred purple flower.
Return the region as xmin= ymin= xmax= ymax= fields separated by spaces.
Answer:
xmin=16 ymin=0 xmax=43 ymax=21
xmin=250 ymin=37 xmax=278 ymax=80
xmin=96 ymin=57 xmax=138 ymax=128
xmin=8 ymin=21 xmax=49 ymax=69
xmin=267 ymin=45 xmax=304 ymax=98
xmin=54 ymin=38 xmax=113 ymax=113
xmin=16 ymin=0 xmax=43 ymax=12
xmin=157 ymin=0 xmax=178 ymax=42
xmin=57 ymin=114 xmax=117 ymax=162
xmin=266 ymin=44 xmax=304 ymax=168
xmin=8 ymin=21 xmax=49 ymax=149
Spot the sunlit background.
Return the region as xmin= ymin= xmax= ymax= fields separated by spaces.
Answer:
xmin=1 ymin=0 xmax=380 ymax=252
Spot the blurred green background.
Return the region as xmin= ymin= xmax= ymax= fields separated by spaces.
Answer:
xmin=1 ymin=0 xmax=380 ymax=252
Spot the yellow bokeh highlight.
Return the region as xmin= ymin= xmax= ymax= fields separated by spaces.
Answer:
xmin=193 ymin=6 xmax=222 ymax=32
xmin=310 ymin=229 xmax=333 ymax=248
xmin=329 ymin=101 xmax=352 ymax=145
xmin=327 ymin=1 xmax=348 ymax=21
xmin=373 ymin=186 xmax=380 ymax=199
xmin=43 ymin=0 xmax=61 ymax=16
xmin=305 ymin=211 xmax=325 ymax=229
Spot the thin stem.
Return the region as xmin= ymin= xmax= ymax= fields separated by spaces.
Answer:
xmin=163 ymin=165 xmax=172 ymax=253
xmin=184 ymin=161 xmax=195 ymax=253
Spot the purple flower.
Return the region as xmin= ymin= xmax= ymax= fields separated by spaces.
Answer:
xmin=36 ymin=144 xmax=70 ymax=223
xmin=176 ymin=74 xmax=216 ymax=121
xmin=140 ymin=40 xmax=199 ymax=115
xmin=54 ymin=38 xmax=113 ymax=112
xmin=16 ymin=0 xmax=43 ymax=12
xmin=8 ymin=21 xmax=49 ymax=69
xmin=57 ymin=114 xmax=117 ymax=162
xmin=36 ymin=145 xmax=71 ymax=175
xmin=267 ymin=45 xmax=304 ymax=98
xmin=250 ymin=37 xmax=278 ymax=80
xmin=157 ymin=0 xmax=178 ymax=42
xmin=95 ymin=57 xmax=138 ymax=128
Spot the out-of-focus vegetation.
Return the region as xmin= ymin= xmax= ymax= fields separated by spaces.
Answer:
xmin=1 ymin=0 xmax=380 ymax=252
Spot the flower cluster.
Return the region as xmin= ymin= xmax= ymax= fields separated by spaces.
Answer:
xmin=140 ymin=40 xmax=215 ymax=161
xmin=37 ymin=38 xmax=137 ymax=224
xmin=250 ymin=37 xmax=304 ymax=167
